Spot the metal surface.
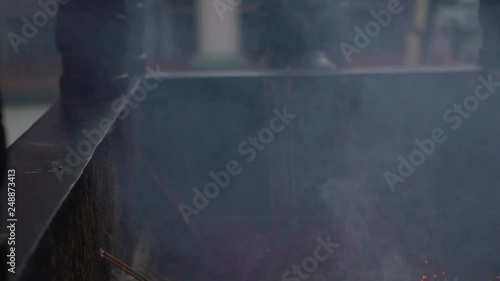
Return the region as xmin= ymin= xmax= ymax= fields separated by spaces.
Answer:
xmin=4 ymin=69 xmax=500 ymax=280
xmin=119 ymin=69 xmax=500 ymax=281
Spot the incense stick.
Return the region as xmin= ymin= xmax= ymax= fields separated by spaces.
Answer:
xmin=99 ymin=248 xmax=151 ymax=281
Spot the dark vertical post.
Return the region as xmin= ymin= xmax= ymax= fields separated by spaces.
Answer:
xmin=478 ymin=0 xmax=500 ymax=69
xmin=56 ymin=0 xmax=129 ymax=103
xmin=54 ymin=1 xmax=132 ymax=278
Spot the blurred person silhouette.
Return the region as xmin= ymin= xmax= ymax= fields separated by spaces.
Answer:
xmin=427 ymin=0 xmax=481 ymax=65
xmin=253 ymin=0 xmax=348 ymax=69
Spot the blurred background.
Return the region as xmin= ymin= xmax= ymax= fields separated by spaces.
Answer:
xmin=0 ymin=0 xmax=482 ymax=145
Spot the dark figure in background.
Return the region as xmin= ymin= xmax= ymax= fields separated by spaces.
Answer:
xmin=427 ymin=0 xmax=480 ymax=65
xmin=478 ymin=0 xmax=500 ymax=69
xmin=254 ymin=0 xmax=348 ymax=69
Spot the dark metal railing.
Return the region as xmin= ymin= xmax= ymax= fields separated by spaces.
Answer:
xmin=1 ymin=0 xmax=145 ymax=280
